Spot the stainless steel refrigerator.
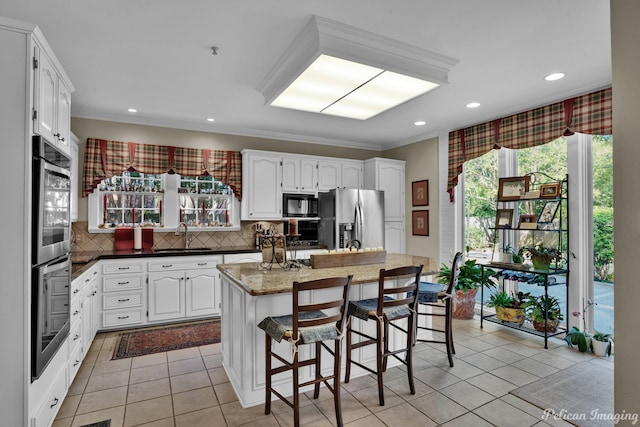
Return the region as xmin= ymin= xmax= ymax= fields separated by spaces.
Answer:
xmin=318 ymin=189 xmax=385 ymax=250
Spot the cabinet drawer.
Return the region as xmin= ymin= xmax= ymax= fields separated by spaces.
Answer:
xmin=31 ymin=366 xmax=66 ymax=427
xmin=103 ymin=309 xmax=143 ymax=328
xmin=102 ymin=262 xmax=143 ymax=275
xmin=82 ymin=267 xmax=99 ymax=286
xmin=148 ymin=256 xmax=222 ymax=272
xmin=103 ymin=292 xmax=143 ymax=309
xmin=68 ymin=339 xmax=83 ymax=383
xmin=103 ymin=276 xmax=142 ymax=292
xmin=70 ymin=277 xmax=82 ymax=300
xmin=69 ymin=316 xmax=82 ymax=347
xmin=70 ymin=297 xmax=81 ymax=324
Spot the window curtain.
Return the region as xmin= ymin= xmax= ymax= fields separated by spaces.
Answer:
xmin=447 ymin=87 xmax=612 ymax=201
xmin=82 ymin=139 xmax=242 ymax=200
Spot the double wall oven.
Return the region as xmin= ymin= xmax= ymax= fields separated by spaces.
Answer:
xmin=31 ymin=136 xmax=72 ymax=380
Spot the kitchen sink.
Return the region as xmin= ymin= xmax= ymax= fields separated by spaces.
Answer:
xmin=153 ymin=247 xmax=216 ymax=253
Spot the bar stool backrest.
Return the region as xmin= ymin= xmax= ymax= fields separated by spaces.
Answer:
xmin=445 ymin=252 xmax=464 ymax=295
xmin=376 ymin=265 xmax=424 ymax=315
xmin=292 ymin=276 xmax=353 ymax=339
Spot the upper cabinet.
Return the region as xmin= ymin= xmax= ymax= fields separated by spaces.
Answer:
xmin=70 ymin=133 xmax=79 ymax=222
xmin=364 ymin=158 xmax=405 ymax=222
xmin=282 ymin=156 xmax=317 ymax=193
xmin=317 ymin=160 xmax=341 ymax=191
xmin=33 ymin=44 xmax=72 ymax=155
xmin=242 ymin=151 xmax=282 ymax=220
xmin=340 ymin=160 xmax=363 ymax=189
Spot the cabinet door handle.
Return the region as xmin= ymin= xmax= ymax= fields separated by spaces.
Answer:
xmin=73 ymin=310 xmax=79 ymax=315
xmin=73 ymin=360 xmax=80 ymax=366
xmin=84 ymin=278 xmax=90 ymax=283
xmin=197 ymin=263 xmax=207 ymax=266
xmin=50 ymin=397 xmax=59 ymax=408
xmin=118 ymin=281 xmax=130 ymax=285
xmin=74 ymin=334 xmax=80 ymax=341
xmin=117 ymin=315 xmax=129 ymax=320
xmin=118 ymin=298 xmax=130 ymax=302
xmin=74 ymin=289 xmax=80 ymax=294
xmin=118 ymin=266 xmax=130 ymax=270
xmin=162 ymin=264 xmax=172 ymax=268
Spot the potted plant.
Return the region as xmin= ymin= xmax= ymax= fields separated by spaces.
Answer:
xmin=565 ymin=326 xmax=592 ymax=352
xmin=521 ymin=244 xmax=563 ymax=270
xmin=502 ymin=244 xmax=524 ymax=264
xmin=436 ymin=258 xmax=498 ymax=319
xmin=487 ymin=291 xmax=528 ymax=325
xmin=522 ymin=295 xmax=563 ymax=332
xmin=591 ymin=332 xmax=613 ymax=357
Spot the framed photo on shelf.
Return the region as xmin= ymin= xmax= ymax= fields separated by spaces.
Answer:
xmin=538 ymin=200 xmax=560 ymax=224
xmin=412 ymin=210 xmax=429 ymax=236
xmin=498 ymin=176 xmax=531 ymax=201
xmin=518 ymin=214 xmax=538 ymax=229
xmin=412 ymin=180 xmax=429 ymax=206
xmin=539 ymin=182 xmax=561 ymax=198
xmin=495 ymin=209 xmax=514 ymax=229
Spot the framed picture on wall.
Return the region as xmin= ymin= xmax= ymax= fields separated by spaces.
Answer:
xmin=412 ymin=210 xmax=429 ymax=236
xmin=412 ymin=180 xmax=429 ymax=206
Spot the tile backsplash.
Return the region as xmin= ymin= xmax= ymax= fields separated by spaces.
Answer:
xmin=71 ymin=221 xmax=283 ymax=252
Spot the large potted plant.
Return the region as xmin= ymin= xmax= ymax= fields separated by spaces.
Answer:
xmin=487 ymin=291 xmax=528 ymax=325
xmin=522 ymin=295 xmax=563 ymax=332
xmin=437 ymin=259 xmax=497 ymax=319
xmin=521 ymin=244 xmax=563 ymax=271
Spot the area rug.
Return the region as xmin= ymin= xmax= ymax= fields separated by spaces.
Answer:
xmin=79 ymin=420 xmax=110 ymax=427
xmin=510 ymin=361 xmax=614 ymax=427
xmin=112 ymin=319 xmax=221 ymax=360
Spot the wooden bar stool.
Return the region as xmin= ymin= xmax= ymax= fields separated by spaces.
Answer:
xmin=415 ymin=252 xmax=463 ymax=367
xmin=258 ymin=275 xmax=352 ymax=427
xmin=344 ymin=265 xmax=423 ymax=406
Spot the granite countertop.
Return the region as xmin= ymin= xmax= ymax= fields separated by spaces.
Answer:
xmin=216 ymin=253 xmax=439 ymax=296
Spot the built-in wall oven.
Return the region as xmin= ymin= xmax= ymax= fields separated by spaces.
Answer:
xmin=31 ymin=136 xmax=71 ymax=380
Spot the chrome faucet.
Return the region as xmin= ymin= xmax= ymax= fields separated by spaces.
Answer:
xmin=176 ymin=222 xmax=192 ymax=249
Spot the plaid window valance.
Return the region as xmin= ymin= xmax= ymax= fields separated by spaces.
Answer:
xmin=82 ymin=138 xmax=242 ymax=200
xmin=447 ymin=87 xmax=612 ymax=201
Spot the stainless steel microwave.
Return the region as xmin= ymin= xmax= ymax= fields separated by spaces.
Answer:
xmin=283 ymin=193 xmax=319 ymax=218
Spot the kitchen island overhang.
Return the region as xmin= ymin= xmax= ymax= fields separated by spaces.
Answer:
xmin=217 ymin=253 xmax=438 ymax=408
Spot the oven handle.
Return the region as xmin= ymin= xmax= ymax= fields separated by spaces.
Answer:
xmin=43 ymin=160 xmax=71 ymax=180
xmin=41 ymin=256 xmax=70 ymax=275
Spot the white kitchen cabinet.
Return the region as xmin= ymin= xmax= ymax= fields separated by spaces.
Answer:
xmin=282 ymin=156 xmax=317 ymax=193
xmin=364 ymin=158 xmax=406 ymax=222
xmin=100 ymin=260 xmax=145 ymax=329
xmin=317 ymin=160 xmax=341 ymax=191
xmin=68 ymin=272 xmax=83 ymax=384
xmin=148 ymin=256 xmax=223 ymax=322
xmin=70 ymin=133 xmax=79 ymax=222
xmin=241 ymin=151 xmax=282 ymax=219
xmin=33 ymin=44 xmax=71 ymax=155
xmin=341 ymin=160 xmax=364 ymax=189
xmin=81 ymin=265 xmax=99 ymax=356
xmin=385 ymin=221 xmax=405 ymax=254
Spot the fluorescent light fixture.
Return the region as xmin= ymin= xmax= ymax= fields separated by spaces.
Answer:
xmin=259 ymin=16 xmax=458 ymax=120
xmin=127 ymin=108 xmax=137 ymax=113
xmin=466 ymin=102 xmax=481 ymax=109
xmin=545 ymin=72 xmax=565 ymax=81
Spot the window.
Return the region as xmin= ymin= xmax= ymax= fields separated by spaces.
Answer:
xmin=178 ymin=175 xmax=233 ymax=227
xmin=99 ymin=172 xmax=164 ymax=227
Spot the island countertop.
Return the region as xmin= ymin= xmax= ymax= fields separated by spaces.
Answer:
xmin=216 ymin=253 xmax=439 ymax=296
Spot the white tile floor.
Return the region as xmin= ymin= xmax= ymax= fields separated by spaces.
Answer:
xmin=53 ymin=318 xmax=613 ymax=426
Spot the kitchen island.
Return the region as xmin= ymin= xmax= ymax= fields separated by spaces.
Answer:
xmin=217 ymin=253 xmax=438 ymax=408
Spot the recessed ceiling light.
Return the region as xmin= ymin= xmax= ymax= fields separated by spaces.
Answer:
xmin=545 ymin=72 xmax=565 ymax=81
xmin=466 ymin=102 xmax=481 ymax=109
xmin=127 ymin=108 xmax=137 ymax=113
xmin=414 ymin=121 xmax=426 ymax=126
xmin=206 ymin=118 xmax=215 ymax=122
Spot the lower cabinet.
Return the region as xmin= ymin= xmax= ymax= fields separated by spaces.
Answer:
xmin=385 ymin=221 xmax=405 ymax=254
xmin=81 ymin=265 xmax=99 ymax=357
xmin=148 ymin=256 xmax=222 ymax=322
xmin=100 ymin=260 xmax=145 ymax=329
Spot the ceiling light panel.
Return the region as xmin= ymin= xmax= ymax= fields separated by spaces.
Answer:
xmin=259 ymin=16 xmax=458 ymax=120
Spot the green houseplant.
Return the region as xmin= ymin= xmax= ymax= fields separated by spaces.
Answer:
xmin=522 ymin=295 xmax=563 ymax=332
xmin=521 ymin=244 xmax=563 ymax=270
xmin=565 ymin=327 xmax=592 ymax=352
xmin=436 ymin=258 xmax=498 ymax=319
xmin=591 ymin=332 xmax=613 ymax=357
xmin=487 ymin=291 xmax=528 ymax=324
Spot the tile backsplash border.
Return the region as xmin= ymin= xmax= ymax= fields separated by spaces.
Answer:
xmin=71 ymin=221 xmax=283 ymax=252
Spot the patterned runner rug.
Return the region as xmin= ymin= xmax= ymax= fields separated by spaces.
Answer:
xmin=112 ymin=319 xmax=221 ymax=360
xmin=510 ymin=361 xmax=614 ymax=427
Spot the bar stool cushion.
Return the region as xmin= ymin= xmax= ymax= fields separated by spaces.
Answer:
xmin=348 ymin=296 xmax=411 ymax=321
xmin=258 ymin=311 xmax=338 ymax=344
xmin=416 ymin=282 xmax=447 ymax=303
